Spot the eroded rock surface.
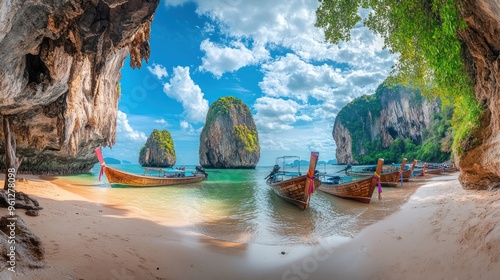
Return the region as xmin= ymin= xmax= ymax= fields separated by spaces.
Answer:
xmin=0 ymin=0 xmax=159 ymax=174
xmin=139 ymin=129 xmax=176 ymax=167
xmin=199 ymin=97 xmax=260 ymax=168
xmin=0 ymin=215 xmax=45 ymax=269
xmin=333 ymin=85 xmax=439 ymax=164
xmin=455 ymin=0 xmax=500 ymax=189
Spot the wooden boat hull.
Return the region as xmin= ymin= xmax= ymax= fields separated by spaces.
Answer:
xmin=413 ymin=168 xmax=424 ymax=176
xmin=402 ymin=160 xmax=418 ymax=182
xmin=319 ymin=158 xmax=384 ymax=203
xmin=318 ymin=175 xmax=376 ymax=203
xmin=347 ymin=170 xmax=401 ymax=186
xmin=103 ymin=165 xmax=207 ymax=187
xmin=401 ymin=169 xmax=413 ymax=182
xmin=424 ymin=167 xmax=445 ymax=175
xmin=266 ymin=152 xmax=320 ymax=209
xmin=269 ymin=176 xmax=322 ymax=209
xmin=347 ymin=158 xmax=408 ymax=187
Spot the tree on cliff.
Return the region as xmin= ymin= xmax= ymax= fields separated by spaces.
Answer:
xmin=139 ymin=129 xmax=176 ymax=167
xmin=316 ymin=0 xmax=478 ymax=154
xmin=199 ymin=96 xmax=260 ymax=168
xmin=316 ymin=0 xmax=500 ymax=189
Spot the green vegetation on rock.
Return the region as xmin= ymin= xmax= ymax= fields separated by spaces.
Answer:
xmin=336 ymin=83 xmax=452 ymax=164
xmin=116 ymin=83 xmax=121 ymax=97
xmin=204 ymin=96 xmax=250 ymax=128
xmin=140 ymin=129 xmax=175 ymax=158
xmin=336 ymin=87 xmax=382 ymax=152
xmin=152 ymin=129 xmax=175 ymax=154
xmin=234 ymin=125 xmax=259 ymax=152
xmin=316 ymin=0 xmax=481 ymax=156
xmin=199 ymin=96 xmax=260 ymax=168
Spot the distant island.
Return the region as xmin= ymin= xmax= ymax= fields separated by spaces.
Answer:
xmin=104 ymin=157 xmax=121 ymax=164
xmin=284 ymin=159 xmax=337 ymax=167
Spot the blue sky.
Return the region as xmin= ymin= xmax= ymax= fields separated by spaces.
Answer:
xmin=105 ymin=0 xmax=397 ymax=166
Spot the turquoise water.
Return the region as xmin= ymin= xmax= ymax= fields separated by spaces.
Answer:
xmin=56 ymin=163 xmax=408 ymax=245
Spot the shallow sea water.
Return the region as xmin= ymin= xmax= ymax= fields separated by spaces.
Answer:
xmin=50 ymin=163 xmax=421 ymax=245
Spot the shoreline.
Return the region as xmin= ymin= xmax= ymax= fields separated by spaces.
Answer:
xmin=1 ymin=172 xmax=499 ymax=279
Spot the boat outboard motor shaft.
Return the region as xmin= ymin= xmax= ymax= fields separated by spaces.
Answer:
xmin=196 ymin=166 xmax=208 ymax=177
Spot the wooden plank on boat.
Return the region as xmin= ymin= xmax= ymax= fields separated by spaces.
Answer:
xmin=318 ymin=158 xmax=384 ymax=203
xmin=266 ymin=152 xmax=321 ymax=210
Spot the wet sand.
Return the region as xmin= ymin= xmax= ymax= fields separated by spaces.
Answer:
xmin=1 ymin=172 xmax=499 ymax=280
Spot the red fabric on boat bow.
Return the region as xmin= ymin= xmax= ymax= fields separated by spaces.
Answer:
xmin=98 ymin=165 xmax=105 ymax=181
xmin=307 ymin=175 xmax=315 ymax=195
xmin=307 ymin=152 xmax=319 ymax=195
xmin=373 ymin=172 xmax=382 ymax=200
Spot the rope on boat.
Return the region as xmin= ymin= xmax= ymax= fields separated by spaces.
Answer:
xmin=373 ymin=171 xmax=382 ymax=200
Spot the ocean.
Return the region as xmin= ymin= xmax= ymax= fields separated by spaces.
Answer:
xmin=54 ymin=163 xmax=417 ymax=246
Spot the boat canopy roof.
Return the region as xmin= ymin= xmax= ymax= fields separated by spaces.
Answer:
xmin=274 ymin=155 xmax=301 ymax=173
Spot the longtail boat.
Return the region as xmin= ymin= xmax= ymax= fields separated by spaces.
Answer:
xmin=347 ymin=158 xmax=407 ymax=187
xmin=318 ymin=158 xmax=384 ymax=203
xmin=423 ymin=164 xmax=445 ymax=175
xmin=413 ymin=163 xmax=427 ymax=176
xmin=402 ymin=159 xmax=418 ymax=182
xmin=444 ymin=166 xmax=458 ymax=172
xmin=95 ymin=148 xmax=208 ymax=187
xmin=265 ymin=152 xmax=321 ymax=210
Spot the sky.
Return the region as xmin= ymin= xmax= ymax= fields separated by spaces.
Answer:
xmin=104 ymin=0 xmax=397 ymax=166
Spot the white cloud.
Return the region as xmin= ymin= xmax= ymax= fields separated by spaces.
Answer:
xmin=107 ymin=111 xmax=148 ymax=163
xmin=189 ymin=0 xmax=395 ymax=98
xmin=159 ymin=0 xmax=397 ymax=164
xmin=163 ymin=66 xmax=209 ymax=123
xmin=116 ymin=110 xmax=147 ymax=142
xmin=199 ymin=39 xmax=269 ymax=78
xmin=180 ymin=120 xmax=195 ymax=134
xmin=147 ymin=63 xmax=168 ymax=80
xmin=253 ymin=97 xmax=303 ymax=132
xmin=259 ymin=53 xmax=345 ymax=102
xmin=192 ymin=0 xmax=321 ymax=46
xmin=153 ymin=119 xmax=170 ymax=127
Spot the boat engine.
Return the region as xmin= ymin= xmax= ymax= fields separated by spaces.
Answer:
xmin=196 ymin=166 xmax=208 ymax=177
xmin=265 ymin=164 xmax=280 ymax=181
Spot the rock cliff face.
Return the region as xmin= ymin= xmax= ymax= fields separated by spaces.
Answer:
xmin=455 ymin=0 xmax=500 ymax=190
xmin=199 ymin=96 xmax=260 ymax=168
xmin=332 ymin=122 xmax=356 ymax=165
xmin=333 ymin=85 xmax=439 ymax=164
xmin=139 ymin=129 xmax=176 ymax=167
xmin=0 ymin=0 xmax=159 ymax=174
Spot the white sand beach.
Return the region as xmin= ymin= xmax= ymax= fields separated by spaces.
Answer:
xmin=1 ymin=172 xmax=499 ymax=280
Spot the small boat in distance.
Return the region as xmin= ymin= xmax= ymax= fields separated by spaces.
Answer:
xmin=318 ymin=158 xmax=384 ymax=204
xmin=444 ymin=165 xmax=458 ymax=172
xmin=347 ymin=158 xmax=408 ymax=187
xmin=402 ymin=159 xmax=418 ymax=182
xmin=423 ymin=163 xmax=445 ymax=175
xmin=265 ymin=152 xmax=322 ymax=210
xmin=413 ymin=163 xmax=427 ymax=176
xmin=95 ymin=148 xmax=208 ymax=187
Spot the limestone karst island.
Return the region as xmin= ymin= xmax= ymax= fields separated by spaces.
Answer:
xmin=1 ymin=1 xmax=499 ymax=280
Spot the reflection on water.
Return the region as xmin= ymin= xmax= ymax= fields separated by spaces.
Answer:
xmin=52 ymin=164 xmax=420 ymax=245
